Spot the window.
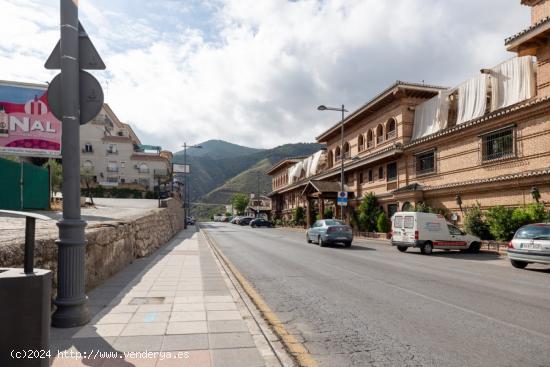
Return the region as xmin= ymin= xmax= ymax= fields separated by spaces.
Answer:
xmin=138 ymin=163 xmax=149 ymax=173
xmin=107 ymin=144 xmax=118 ymax=154
xmin=82 ymin=160 xmax=93 ymax=170
xmin=448 ymin=224 xmax=464 ymax=236
xmin=358 ymin=135 xmax=365 ymax=151
xmin=387 ymin=162 xmax=397 ymax=182
xmin=376 ymin=124 xmax=384 ymax=144
xmin=368 ymin=169 xmax=373 ymax=182
xmin=107 ymin=176 xmax=118 ymax=183
xmin=327 ymin=151 xmax=333 ymax=168
xmin=416 ymin=150 xmax=436 ymax=174
xmin=404 ymin=216 xmax=414 ymax=229
xmin=83 ymin=143 xmax=93 ymax=153
xmin=378 ymin=167 xmax=384 ymax=180
xmin=482 ymin=128 xmax=514 ymax=161
xmin=367 ymin=130 xmax=374 ymax=148
xmin=335 ymin=146 xmax=341 ymax=162
xmin=386 ymin=118 xmax=397 ymax=140
xmin=394 ymin=216 xmax=403 ymax=228
xmin=107 ymin=161 xmax=118 ymax=172
xmin=359 ymin=172 xmax=364 ymax=184
xmin=343 ymin=142 xmax=350 ymax=159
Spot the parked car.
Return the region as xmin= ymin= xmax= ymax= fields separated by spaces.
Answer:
xmin=250 ymin=219 xmax=273 ymax=228
xmin=186 ymin=217 xmax=195 ymax=225
xmin=230 ymin=216 xmax=241 ymax=224
xmin=238 ymin=217 xmax=254 ymax=226
xmin=306 ymin=219 xmax=353 ymax=247
xmin=391 ymin=212 xmax=481 ymax=255
xmin=507 ymin=223 xmax=550 ymax=269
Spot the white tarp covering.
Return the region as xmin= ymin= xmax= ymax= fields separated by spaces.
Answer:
xmin=412 ymin=90 xmax=451 ymax=140
xmin=456 ymin=74 xmax=489 ymax=124
xmin=307 ymin=150 xmax=323 ymax=177
xmin=287 ymin=150 xmax=324 ymax=183
xmin=490 ymin=56 xmax=535 ymax=111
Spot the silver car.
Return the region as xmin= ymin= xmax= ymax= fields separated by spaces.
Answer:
xmin=508 ymin=223 xmax=550 ymax=269
xmin=306 ymin=219 xmax=353 ymax=247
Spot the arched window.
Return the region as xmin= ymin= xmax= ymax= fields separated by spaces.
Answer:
xmin=82 ymin=160 xmax=93 ymax=171
xmin=83 ymin=143 xmax=93 ymax=153
xmin=358 ymin=134 xmax=365 ymax=152
xmin=343 ymin=142 xmax=350 ymax=159
xmin=378 ymin=166 xmax=384 ymax=180
xmin=386 ymin=118 xmax=397 ymax=140
xmin=367 ymin=130 xmax=374 ymax=148
xmin=376 ymin=124 xmax=384 ymax=144
xmin=335 ymin=146 xmax=341 ymax=162
xmin=402 ymin=202 xmax=413 ymax=211
xmin=327 ymin=150 xmax=333 ymax=168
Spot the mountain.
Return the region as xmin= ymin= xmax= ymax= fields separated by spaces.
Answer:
xmin=172 ymin=140 xmax=322 ymax=219
xmin=180 ymin=139 xmax=263 ymax=160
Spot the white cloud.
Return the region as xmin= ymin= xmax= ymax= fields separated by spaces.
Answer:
xmin=0 ymin=0 xmax=530 ymax=151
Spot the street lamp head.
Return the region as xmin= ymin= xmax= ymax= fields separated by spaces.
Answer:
xmin=317 ymin=105 xmax=327 ymax=111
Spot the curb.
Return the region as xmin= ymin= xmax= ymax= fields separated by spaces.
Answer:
xmin=200 ymin=227 xmax=318 ymax=367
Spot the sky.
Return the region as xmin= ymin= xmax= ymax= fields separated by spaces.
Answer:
xmin=0 ymin=0 xmax=530 ymax=151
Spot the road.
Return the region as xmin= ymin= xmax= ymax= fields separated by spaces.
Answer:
xmin=202 ymin=222 xmax=550 ymax=367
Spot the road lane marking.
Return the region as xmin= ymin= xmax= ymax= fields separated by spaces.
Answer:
xmin=315 ymin=258 xmax=550 ymax=341
xmin=202 ymin=226 xmax=318 ymax=367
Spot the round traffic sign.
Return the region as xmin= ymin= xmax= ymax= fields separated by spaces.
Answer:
xmin=47 ymin=70 xmax=104 ymax=125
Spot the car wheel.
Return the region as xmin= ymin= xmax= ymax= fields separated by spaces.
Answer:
xmin=510 ymin=260 xmax=528 ymax=269
xmin=306 ymin=233 xmax=312 ymax=243
xmin=344 ymin=241 xmax=352 ymax=248
xmin=397 ymin=246 xmax=408 ymax=252
xmin=421 ymin=242 xmax=433 ymax=255
xmin=318 ymin=236 xmax=326 ymax=247
xmin=467 ymin=242 xmax=481 ymax=253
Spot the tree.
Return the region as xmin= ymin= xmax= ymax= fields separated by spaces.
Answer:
xmin=357 ymin=192 xmax=380 ymax=232
xmin=43 ymin=159 xmax=62 ymax=198
xmin=231 ymin=193 xmax=249 ymax=215
xmin=464 ymin=202 xmax=492 ymax=240
xmin=485 ymin=206 xmax=516 ymax=241
xmin=80 ymin=167 xmax=95 ymax=205
xmin=292 ymin=206 xmax=305 ymax=226
xmin=376 ymin=212 xmax=391 ymax=233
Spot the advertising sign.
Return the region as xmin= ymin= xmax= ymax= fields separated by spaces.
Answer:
xmin=0 ymin=81 xmax=61 ymax=157
xmin=173 ymin=163 xmax=190 ymax=173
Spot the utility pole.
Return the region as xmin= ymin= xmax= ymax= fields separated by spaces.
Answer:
xmin=183 ymin=142 xmax=187 ymax=229
xmin=256 ymin=172 xmax=260 ymax=218
xmin=340 ymin=104 xmax=345 ymax=221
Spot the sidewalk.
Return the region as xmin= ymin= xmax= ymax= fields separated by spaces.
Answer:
xmin=49 ymin=228 xmax=280 ymax=367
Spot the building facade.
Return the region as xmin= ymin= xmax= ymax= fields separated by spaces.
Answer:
xmin=80 ymin=104 xmax=172 ymax=191
xmin=268 ymin=0 xmax=550 ymax=227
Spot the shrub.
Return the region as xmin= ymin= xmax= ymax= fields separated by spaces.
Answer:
xmin=485 ymin=206 xmax=516 ymax=241
xmin=376 ymin=212 xmax=391 ymax=233
xmin=323 ymin=207 xmax=334 ymax=219
xmin=292 ymin=207 xmax=306 ymax=226
xmin=464 ymin=202 xmax=492 ymax=240
xmin=525 ymin=203 xmax=549 ymax=223
xmin=357 ymin=193 xmax=379 ymax=232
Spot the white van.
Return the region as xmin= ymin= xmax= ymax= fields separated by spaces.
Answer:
xmin=391 ymin=212 xmax=481 ymax=255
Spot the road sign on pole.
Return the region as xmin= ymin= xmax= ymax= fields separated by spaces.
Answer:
xmin=337 ymin=191 xmax=348 ymax=206
xmin=46 ymin=0 xmax=105 ymax=328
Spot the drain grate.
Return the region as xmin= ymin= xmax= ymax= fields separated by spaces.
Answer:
xmin=128 ymin=297 xmax=165 ymax=305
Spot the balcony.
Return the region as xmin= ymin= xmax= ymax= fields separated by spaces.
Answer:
xmin=367 ymin=141 xmax=374 ymax=149
xmin=107 ymin=167 xmax=119 ymax=172
xmin=358 ymin=144 xmax=365 ymax=152
xmin=107 ymin=150 xmax=118 ymax=155
xmin=386 ymin=130 xmax=397 ymax=140
xmin=81 ymin=148 xmax=93 ymax=153
xmin=376 ymin=136 xmax=384 ymax=144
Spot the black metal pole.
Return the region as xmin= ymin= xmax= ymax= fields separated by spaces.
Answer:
xmin=340 ymin=105 xmax=345 ymax=221
xmin=183 ymin=143 xmax=187 ymax=229
xmin=52 ymin=0 xmax=90 ymax=327
xmin=24 ymin=217 xmax=36 ymax=274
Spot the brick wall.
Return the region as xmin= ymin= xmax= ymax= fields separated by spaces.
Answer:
xmin=531 ymin=0 xmax=550 ymax=23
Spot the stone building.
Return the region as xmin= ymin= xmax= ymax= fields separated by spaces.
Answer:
xmin=80 ymin=103 xmax=172 ymax=192
xmin=268 ymin=0 xmax=550 ymax=227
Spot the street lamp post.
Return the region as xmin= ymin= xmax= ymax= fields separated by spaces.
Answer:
xmin=181 ymin=143 xmax=202 ymax=229
xmin=318 ymin=104 xmax=348 ymax=221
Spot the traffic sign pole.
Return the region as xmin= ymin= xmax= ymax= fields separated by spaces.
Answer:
xmin=51 ymin=0 xmax=89 ymax=328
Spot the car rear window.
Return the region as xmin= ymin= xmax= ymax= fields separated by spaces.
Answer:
xmin=514 ymin=225 xmax=550 ymax=240
xmin=394 ymin=216 xmax=403 ymax=229
xmin=404 ymin=216 xmax=414 ymax=229
xmin=324 ymin=220 xmax=344 ymax=226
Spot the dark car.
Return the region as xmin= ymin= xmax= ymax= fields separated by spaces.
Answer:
xmin=250 ymin=219 xmax=273 ymax=228
xmin=186 ymin=217 xmax=196 ymax=225
xmin=238 ymin=217 xmax=253 ymax=226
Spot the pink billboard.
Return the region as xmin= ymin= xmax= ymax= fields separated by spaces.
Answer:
xmin=0 ymin=81 xmax=61 ymax=157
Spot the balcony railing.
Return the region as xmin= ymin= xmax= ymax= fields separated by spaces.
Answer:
xmin=376 ymin=136 xmax=384 ymax=144
xmin=386 ymin=130 xmax=397 ymax=140
xmin=107 ymin=150 xmax=118 ymax=155
xmin=82 ymin=148 xmax=93 ymax=153
xmin=358 ymin=144 xmax=365 ymax=152
xmin=367 ymin=141 xmax=374 ymax=149
xmin=107 ymin=167 xmax=119 ymax=172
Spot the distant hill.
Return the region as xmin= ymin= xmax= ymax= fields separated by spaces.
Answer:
xmin=173 ymin=140 xmax=322 ymax=219
xmin=178 ymin=139 xmax=263 ymax=160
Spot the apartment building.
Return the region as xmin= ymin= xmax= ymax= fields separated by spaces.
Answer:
xmin=268 ymin=0 xmax=550 ymax=226
xmin=80 ymin=104 xmax=172 ymax=191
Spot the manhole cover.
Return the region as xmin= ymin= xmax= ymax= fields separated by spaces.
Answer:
xmin=129 ymin=297 xmax=165 ymax=305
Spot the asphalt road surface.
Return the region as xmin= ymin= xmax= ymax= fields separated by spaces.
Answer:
xmin=202 ymin=222 xmax=550 ymax=367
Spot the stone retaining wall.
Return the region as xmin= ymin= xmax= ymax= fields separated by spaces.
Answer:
xmin=0 ymin=198 xmax=184 ymax=293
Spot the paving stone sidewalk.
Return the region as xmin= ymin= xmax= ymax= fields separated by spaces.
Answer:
xmin=49 ymin=228 xmax=278 ymax=367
